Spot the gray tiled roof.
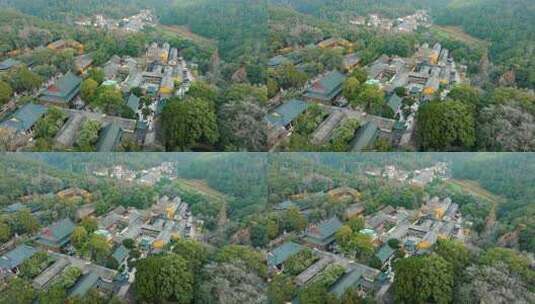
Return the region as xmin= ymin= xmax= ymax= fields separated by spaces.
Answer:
xmin=96 ymin=122 xmax=123 ymax=152
xmin=0 ymin=245 xmax=37 ymax=270
xmin=304 ymin=216 xmax=343 ymax=245
xmin=351 ymin=122 xmax=379 ymax=152
xmin=36 ymin=218 xmax=75 ymax=248
xmin=1 ymin=103 xmax=48 ymax=133
xmin=267 ymin=241 xmax=304 ymax=267
xmin=304 ymin=71 xmax=346 ymax=101
xmin=40 ymin=72 xmax=81 ymax=104
xmin=266 ymin=99 xmax=309 ymax=127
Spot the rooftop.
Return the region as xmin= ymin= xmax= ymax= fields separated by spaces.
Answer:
xmin=112 ymin=245 xmax=129 ymax=263
xmin=304 ymin=216 xmax=343 ymax=245
xmin=304 ymin=71 xmax=346 ymax=101
xmin=36 ymin=218 xmax=76 ymax=248
xmin=267 ymin=241 xmax=304 ymax=267
xmin=0 ymin=103 xmax=48 ymax=133
xmin=351 ymin=122 xmax=379 ymax=152
xmin=69 ymin=272 xmax=100 ymax=298
xmin=375 ymin=244 xmax=395 ymax=264
xmin=0 ymin=245 xmax=37 ymax=270
xmin=387 ymin=93 xmax=403 ymax=112
xmin=96 ymin=122 xmax=123 ymax=152
xmin=126 ymin=94 xmax=140 ymax=113
xmin=329 ymin=268 xmax=364 ymax=298
xmin=266 ymin=99 xmax=309 ymax=127
xmin=40 ymin=72 xmax=82 ymax=103
xmin=0 ymin=58 xmax=21 ymax=70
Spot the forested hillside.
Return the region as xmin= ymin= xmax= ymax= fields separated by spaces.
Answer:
xmin=0 ymin=0 xmax=169 ymax=20
xmin=160 ymin=0 xmax=268 ymax=62
xmin=269 ymin=0 xmax=449 ymax=19
xmin=434 ymin=0 xmax=535 ymax=89
xmin=177 ymin=153 xmax=267 ymax=221
xmin=451 ymin=153 xmax=535 ymax=253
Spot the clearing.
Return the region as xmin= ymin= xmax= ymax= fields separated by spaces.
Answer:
xmin=432 ymin=25 xmax=490 ymax=50
xmin=177 ymin=178 xmax=227 ymax=203
xmin=157 ymin=24 xmax=216 ymax=49
xmin=447 ymin=179 xmax=505 ymax=205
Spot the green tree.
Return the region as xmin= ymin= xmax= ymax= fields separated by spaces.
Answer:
xmin=298 ymin=282 xmax=337 ymax=304
xmin=80 ymin=217 xmax=98 ymax=233
xmin=87 ymin=68 xmax=104 ymax=85
xmin=343 ymin=77 xmax=361 ymax=103
xmin=92 ymin=86 xmax=124 ymax=114
xmin=434 ymin=239 xmax=471 ymax=276
xmin=336 ymin=225 xmax=354 ymax=251
xmin=13 ymin=209 xmax=39 ymax=234
xmin=19 ymin=252 xmax=49 ymax=279
xmin=393 ymin=255 xmax=454 ymax=304
xmin=34 ymin=107 xmax=66 ymax=139
xmin=268 ymin=274 xmax=296 ymax=304
xmin=71 ymin=226 xmax=88 ymax=250
xmin=8 ymin=66 xmax=42 ymax=93
xmin=349 ymin=67 xmax=368 ymax=84
xmin=352 ymin=84 xmax=385 ymax=113
xmin=284 ymin=206 xmax=307 ymax=232
xmin=215 ymin=245 xmax=267 ymax=278
xmin=0 ymin=220 xmax=12 ymax=242
xmin=250 ymin=223 xmax=268 ymax=248
xmin=122 ymin=238 xmax=135 ymax=249
xmin=0 ymin=80 xmax=13 ymax=105
xmin=172 ymin=239 xmax=208 ymax=271
xmin=417 ymin=100 xmax=476 ymax=151
xmin=0 ymin=277 xmax=36 ymax=304
xmin=81 ymin=78 xmax=98 ymax=102
xmin=448 ymin=84 xmax=481 ymax=111
xmin=39 ymin=283 xmax=66 ymax=304
xmin=133 ymin=254 xmax=194 ymax=304
xmin=161 ymin=97 xmax=219 ymax=151
xmin=75 ymin=120 xmax=101 ymax=151
xmin=87 ymin=234 xmax=110 ymax=263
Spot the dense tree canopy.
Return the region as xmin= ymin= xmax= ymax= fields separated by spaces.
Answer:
xmin=417 ymin=100 xmax=476 ymax=151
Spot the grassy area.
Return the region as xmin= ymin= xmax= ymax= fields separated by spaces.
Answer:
xmin=432 ymin=25 xmax=490 ymax=50
xmin=177 ymin=178 xmax=227 ymax=203
xmin=447 ymin=179 xmax=505 ymax=205
xmin=157 ymin=24 xmax=216 ymax=49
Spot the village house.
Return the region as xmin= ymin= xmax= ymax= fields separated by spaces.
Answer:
xmin=96 ymin=122 xmax=123 ymax=152
xmin=39 ymin=72 xmax=82 ymax=107
xmin=266 ymin=99 xmax=309 ymax=131
xmin=375 ymin=244 xmax=395 ymax=269
xmin=75 ymin=54 xmax=94 ymax=73
xmin=303 ymin=71 xmax=346 ymax=103
xmin=303 ymin=216 xmax=343 ymax=250
xmin=329 ymin=264 xmax=381 ymax=298
xmin=0 ymin=103 xmax=48 ymax=135
xmin=343 ymin=53 xmax=362 ymax=71
xmin=35 ymin=218 xmax=76 ymax=251
xmin=0 ymin=58 xmax=22 ymax=74
xmin=266 ymin=99 xmax=309 ymax=146
xmin=69 ymin=271 xmax=113 ymax=298
xmin=47 ymin=39 xmax=84 ymax=55
xmin=111 ymin=245 xmax=129 ymax=268
xmin=267 ymin=241 xmax=304 ymax=271
xmin=0 ymin=245 xmax=38 ymax=274
xmin=350 ymin=122 xmax=379 ymax=152
xmin=295 ymin=256 xmax=331 ymax=286
xmin=387 ymin=93 xmax=403 ymax=118
xmin=75 ymin=204 xmax=96 ymax=220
